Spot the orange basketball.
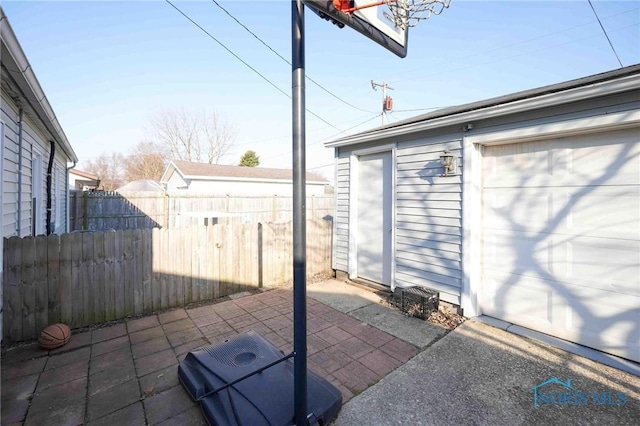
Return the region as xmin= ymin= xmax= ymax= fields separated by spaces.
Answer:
xmin=38 ymin=323 xmax=71 ymax=350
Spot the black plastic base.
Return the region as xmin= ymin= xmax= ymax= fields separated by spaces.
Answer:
xmin=178 ymin=331 xmax=342 ymax=426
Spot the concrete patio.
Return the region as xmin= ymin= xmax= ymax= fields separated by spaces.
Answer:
xmin=1 ymin=281 xmax=430 ymax=425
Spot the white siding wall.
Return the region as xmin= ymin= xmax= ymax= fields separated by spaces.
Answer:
xmin=22 ymin=116 xmax=46 ymax=236
xmin=1 ymin=91 xmax=70 ymax=236
xmin=1 ymin=91 xmax=21 ymax=237
xmin=333 ymin=136 xmax=464 ymax=304
xmin=166 ymin=170 xmax=188 ymax=190
xmin=333 ymin=151 xmax=350 ymax=271
xmin=395 ymin=137 xmax=463 ymax=304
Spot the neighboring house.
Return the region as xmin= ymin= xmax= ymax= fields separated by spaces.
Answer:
xmin=69 ymin=168 xmax=100 ymax=191
xmin=326 ymin=65 xmax=640 ymax=363
xmin=1 ymin=7 xmax=79 ymax=340
xmin=160 ymin=160 xmax=328 ymax=196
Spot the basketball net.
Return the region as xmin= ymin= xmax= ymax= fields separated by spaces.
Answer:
xmin=384 ymin=0 xmax=451 ymax=30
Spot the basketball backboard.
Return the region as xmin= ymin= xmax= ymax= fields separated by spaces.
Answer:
xmin=304 ymin=0 xmax=408 ymax=58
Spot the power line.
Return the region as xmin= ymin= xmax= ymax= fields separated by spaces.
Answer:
xmin=587 ymin=0 xmax=624 ymax=68
xmin=233 ymin=113 xmax=391 ymax=148
xmin=308 ymin=162 xmax=333 ymax=170
xmin=389 ymin=22 xmax=638 ymax=85
xmin=262 ymin=113 xmax=382 ymax=162
xmin=209 ymin=0 xmax=377 ymax=114
xmin=165 ymin=0 xmax=341 ymax=131
xmin=387 ymin=6 xmax=638 ymax=85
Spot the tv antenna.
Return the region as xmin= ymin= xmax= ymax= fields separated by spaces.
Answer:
xmin=371 ymin=80 xmax=394 ymax=125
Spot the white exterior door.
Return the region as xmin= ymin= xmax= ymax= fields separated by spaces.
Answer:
xmin=480 ymin=128 xmax=640 ymax=362
xmin=356 ymin=151 xmax=392 ymax=285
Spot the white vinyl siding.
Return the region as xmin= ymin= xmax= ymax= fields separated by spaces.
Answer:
xmin=1 ymin=91 xmax=21 ymax=237
xmin=395 ymin=138 xmax=463 ymax=304
xmin=1 ymin=90 xmax=71 ymax=237
xmin=333 ymin=150 xmax=350 ymax=271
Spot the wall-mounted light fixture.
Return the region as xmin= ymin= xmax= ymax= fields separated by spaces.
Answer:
xmin=440 ymin=149 xmax=456 ymax=176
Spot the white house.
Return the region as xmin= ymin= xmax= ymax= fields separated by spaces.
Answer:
xmin=160 ymin=160 xmax=329 ymax=196
xmin=326 ymin=65 xmax=640 ymax=363
xmin=1 ymin=7 xmax=79 ymax=339
xmin=1 ymin=8 xmax=78 ymax=236
xmin=69 ymin=169 xmax=100 ymax=191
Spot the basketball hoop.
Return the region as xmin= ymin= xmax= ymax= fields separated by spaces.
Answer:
xmin=383 ymin=0 xmax=451 ymax=30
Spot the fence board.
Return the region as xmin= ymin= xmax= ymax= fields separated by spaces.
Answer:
xmin=114 ymin=231 xmax=124 ymax=319
xmin=47 ymin=234 xmax=61 ymax=324
xmin=93 ymin=232 xmax=105 ymax=324
xmin=3 ymin=220 xmax=332 ymax=341
xmin=123 ymin=230 xmax=135 ymax=317
xmin=141 ymin=229 xmax=153 ymax=314
xmin=103 ymin=231 xmax=115 ymax=322
xmin=70 ymin=233 xmax=83 ymax=328
xmin=190 ymin=228 xmax=200 ymax=302
xmin=132 ymin=231 xmax=142 ymax=316
xmin=82 ymin=233 xmax=94 ymax=327
xmin=151 ymin=227 xmax=161 ymax=310
xmin=34 ymin=235 xmax=48 ymax=335
xmin=20 ymin=237 xmax=36 ymax=339
xmin=159 ymin=229 xmax=169 ymax=310
xmin=175 ymin=229 xmax=184 ymax=307
xmin=59 ymin=234 xmax=73 ymax=325
xmin=207 ymin=224 xmax=217 ymax=300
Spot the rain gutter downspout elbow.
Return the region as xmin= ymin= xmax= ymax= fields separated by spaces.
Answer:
xmin=46 ymin=140 xmax=55 ymax=235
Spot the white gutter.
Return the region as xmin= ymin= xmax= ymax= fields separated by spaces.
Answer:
xmin=326 ymin=74 xmax=640 ymax=148
xmin=0 ymin=9 xmax=78 ymax=162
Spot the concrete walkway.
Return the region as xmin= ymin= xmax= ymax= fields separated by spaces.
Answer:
xmin=335 ymin=319 xmax=640 ymax=425
xmin=308 ymin=281 xmax=640 ymax=426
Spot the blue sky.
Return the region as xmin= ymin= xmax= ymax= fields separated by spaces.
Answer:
xmin=3 ymin=1 xmax=639 ymax=181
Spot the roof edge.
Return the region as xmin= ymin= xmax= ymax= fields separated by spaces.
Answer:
xmin=1 ymin=8 xmax=78 ymax=162
xmin=326 ymin=64 xmax=640 ymax=148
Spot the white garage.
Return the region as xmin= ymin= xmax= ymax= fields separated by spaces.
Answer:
xmin=479 ymin=127 xmax=639 ymax=363
xmin=328 ymin=64 xmax=640 ymax=365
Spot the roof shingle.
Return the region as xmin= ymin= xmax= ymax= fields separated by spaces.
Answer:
xmin=172 ymin=160 xmax=327 ymax=182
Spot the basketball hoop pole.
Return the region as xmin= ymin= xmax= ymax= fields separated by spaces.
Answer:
xmin=291 ymin=0 xmax=308 ymax=425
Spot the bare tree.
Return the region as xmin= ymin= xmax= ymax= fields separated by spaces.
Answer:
xmin=124 ymin=140 xmax=169 ymax=182
xmin=84 ymin=152 xmax=125 ymax=191
xmin=148 ymin=108 xmax=237 ymax=164
xmin=203 ymin=111 xmax=238 ymax=164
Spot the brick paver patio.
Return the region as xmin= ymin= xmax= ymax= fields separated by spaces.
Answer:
xmin=1 ymin=288 xmax=419 ymax=425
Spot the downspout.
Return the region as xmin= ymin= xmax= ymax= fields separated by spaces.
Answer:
xmin=66 ymin=160 xmax=77 ymax=232
xmin=46 ymin=140 xmax=55 ymax=235
xmin=16 ymin=108 xmax=23 ymax=237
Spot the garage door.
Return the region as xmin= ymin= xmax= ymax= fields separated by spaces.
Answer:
xmin=480 ymin=128 xmax=639 ymax=362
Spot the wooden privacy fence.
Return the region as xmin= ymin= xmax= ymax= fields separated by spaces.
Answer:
xmin=3 ymin=219 xmax=332 ymax=342
xmin=69 ymin=191 xmax=334 ymax=231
